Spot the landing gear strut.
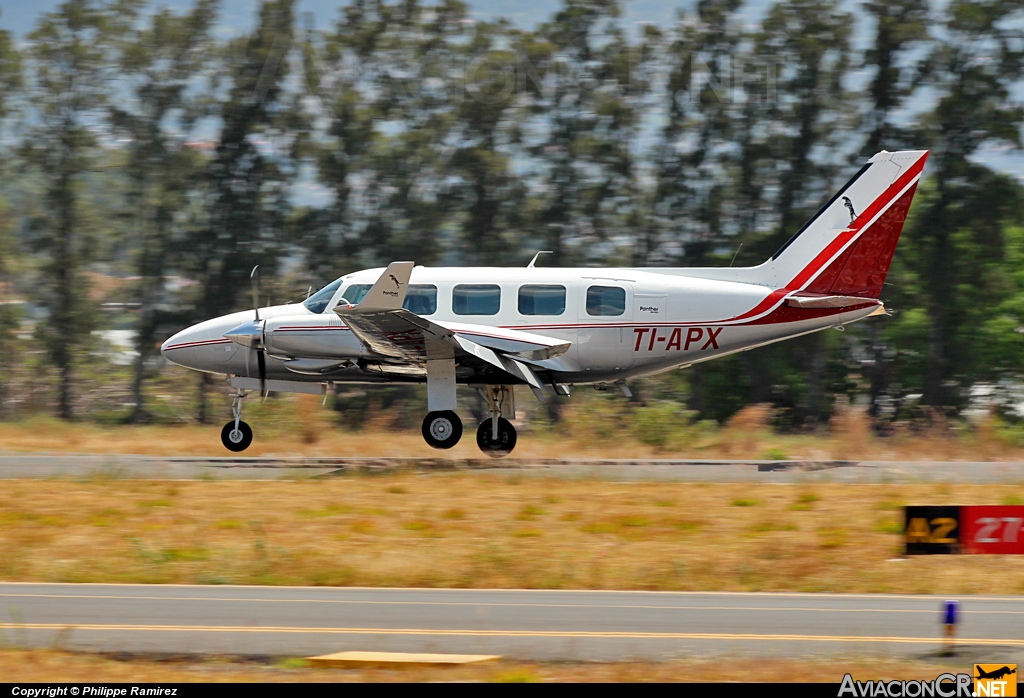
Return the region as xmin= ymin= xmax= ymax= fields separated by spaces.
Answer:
xmin=476 ymin=385 xmax=517 ymax=457
xmin=422 ymin=410 xmax=463 ymax=449
xmin=221 ymin=388 xmax=253 ymax=452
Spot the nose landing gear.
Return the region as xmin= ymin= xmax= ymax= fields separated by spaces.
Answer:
xmin=221 ymin=388 xmax=253 ymax=452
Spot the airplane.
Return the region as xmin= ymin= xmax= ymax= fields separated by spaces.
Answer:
xmin=976 ymin=666 xmax=1017 ymax=681
xmin=161 ymin=149 xmax=928 ymax=457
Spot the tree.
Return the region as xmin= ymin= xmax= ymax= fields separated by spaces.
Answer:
xmin=109 ymin=0 xmax=218 ymax=422
xmin=20 ymin=0 xmax=136 ymax=419
xmin=900 ymin=0 xmax=1024 ymax=409
xmin=859 ymin=0 xmax=930 ymax=420
xmin=188 ymin=0 xmax=299 ymax=421
xmin=449 ymin=18 xmax=529 ymax=264
xmin=861 ymin=0 xmax=930 ymax=155
xmin=649 ymin=0 xmax=742 ymax=267
xmin=358 ymin=0 xmax=467 ymax=266
xmin=522 ymin=0 xmax=647 ymax=266
xmin=744 ymin=0 xmax=853 ymax=422
xmin=750 ymin=0 xmax=854 ymax=256
xmin=0 ymin=10 xmax=21 ymax=119
xmin=0 ymin=11 xmax=21 ymax=418
xmin=297 ymin=0 xmax=388 ymax=281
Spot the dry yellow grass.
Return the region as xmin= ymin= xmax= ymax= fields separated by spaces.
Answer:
xmin=0 ymin=649 xmax=968 ymax=683
xmin=1 ymin=401 xmax=1022 ymax=460
xmin=0 ymin=476 xmax=1023 ymax=593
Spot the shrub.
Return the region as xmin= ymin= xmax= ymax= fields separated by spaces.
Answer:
xmin=632 ymin=402 xmax=693 ymax=450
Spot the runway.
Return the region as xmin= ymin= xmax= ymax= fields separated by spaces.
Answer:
xmin=3 ymin=454 xmax=1024 ymax=482
xmin=2 ymin=584 xmax=1023 ymax=661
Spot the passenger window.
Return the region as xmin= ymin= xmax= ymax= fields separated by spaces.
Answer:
xmin=404 ymin=285 xmax=437 ymax=315
xmin=586 ymin=285 xmax=626 ymax=316
xmin=518 ymin=285 xmax=566 ymax=316
xmin=453 ymin=284 xmax=501 ymax=315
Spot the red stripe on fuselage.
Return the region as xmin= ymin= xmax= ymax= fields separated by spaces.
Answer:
xmin=163 ymin=338 xmax=232 ymax=351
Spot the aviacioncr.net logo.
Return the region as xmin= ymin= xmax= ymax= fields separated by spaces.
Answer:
xmin=839 ymin=673 xmax=973 ymax=697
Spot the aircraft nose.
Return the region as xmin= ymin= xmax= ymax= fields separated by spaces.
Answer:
xmin=161 ymin=327 xmax=192 ymax=363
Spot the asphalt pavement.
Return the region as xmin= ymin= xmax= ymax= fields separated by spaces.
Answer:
xmin=3 ymin=454 xmax=1024 ymax=482
xmin=1 ymin=583 xmax=1023 ymax=662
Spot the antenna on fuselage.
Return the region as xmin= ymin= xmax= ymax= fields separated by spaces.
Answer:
xmin=729 ymin=243 xmax=743 ymax=267
xmin=527 ymin=251 xmax=553 ymax=268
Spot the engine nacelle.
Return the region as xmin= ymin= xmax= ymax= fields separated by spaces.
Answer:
xmin=262 ymin=314 xmax=366 ymax=360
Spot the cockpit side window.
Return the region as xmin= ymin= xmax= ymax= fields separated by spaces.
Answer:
xmin=335 ymin=283 xmax=436 ymax=314
xmin=302 ymin=279 xmax=343 ymax=314
xmin=341 ymin=284 xmax=372 ymax=306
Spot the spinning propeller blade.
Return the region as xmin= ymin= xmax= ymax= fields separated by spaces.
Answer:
xmin=249 ymin=265 xmax=267 ymax=397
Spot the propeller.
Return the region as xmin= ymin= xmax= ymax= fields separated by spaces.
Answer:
xmin=223 ymin=266 xmax=270 ymax=397
xmin=222 ymin=265 xmax=268 ymax=398
xmin=251 ymin=266 xmax=268 ymax=397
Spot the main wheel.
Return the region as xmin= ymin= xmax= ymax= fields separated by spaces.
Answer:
xmin=421 ymin=411 xmax=463 ymax=449
xmin=221 ymin=420 xmax=253 ymax=452
xmin=476 ymin=417 xmax=517 ymax=457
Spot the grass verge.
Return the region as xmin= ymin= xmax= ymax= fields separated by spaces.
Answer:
xmin=0 ymin=476 xmax=1023 ymax=593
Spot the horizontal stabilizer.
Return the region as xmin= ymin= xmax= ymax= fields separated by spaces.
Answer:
xmin=784 ymin=294 xmax=881 ymax=309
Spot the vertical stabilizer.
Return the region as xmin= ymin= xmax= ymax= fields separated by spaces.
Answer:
xmin=770 ymin=150 xmax=928 ymax=296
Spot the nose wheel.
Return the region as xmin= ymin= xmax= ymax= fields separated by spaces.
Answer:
xmin=221 ymin=388 xmax=253 ymax=452
xmin=221 ymin=420 xmax=253 ymax=452
xmin=422 ymin=410 xmax=463 ymax=449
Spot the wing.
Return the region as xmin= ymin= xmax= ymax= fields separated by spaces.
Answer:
xmin=335 ymin=263 xmax=571 ymax=395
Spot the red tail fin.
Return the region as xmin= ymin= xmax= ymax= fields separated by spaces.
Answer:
xmin=804 ymin=181 xmax=920 ymax=298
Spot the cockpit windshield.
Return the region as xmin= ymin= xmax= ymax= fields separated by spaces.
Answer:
xmin=302 ymin=278 xmax=343 ymax=314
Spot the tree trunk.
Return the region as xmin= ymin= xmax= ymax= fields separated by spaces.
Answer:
xmin=130 ymin=338 xmax=146 ymax=424
xmin=745 ymin=349 xmax=772 ymax=404
xmin=923 ymin=306 xmax=946 ymax=406
xmin=197 ymin=372 xmax=210 ymax=424
xmin=803 ymin=333 xmax=826 ymax=427
xmin=867 ymin=323 xmax=887 ymax=420
xmin=54 ymin=167 xmax=75 ymax=421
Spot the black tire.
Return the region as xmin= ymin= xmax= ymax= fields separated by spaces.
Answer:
xmin=221 ymin=420 xmax=253 ymax=452
xmin=476 ymin=417 xmax=517 ymax=457
xmin=421 ymin=411 xmax=463 ymax=449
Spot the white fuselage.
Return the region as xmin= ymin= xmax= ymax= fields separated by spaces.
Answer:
xmin=161 ymin=266 xmax=879 ymax=386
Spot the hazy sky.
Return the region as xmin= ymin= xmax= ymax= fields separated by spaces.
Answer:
xmin=0 ymin=0 xmax=774 ymax=37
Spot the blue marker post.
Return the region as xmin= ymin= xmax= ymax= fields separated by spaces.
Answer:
xmin=942 ymin=600 xmax=959 ymax=656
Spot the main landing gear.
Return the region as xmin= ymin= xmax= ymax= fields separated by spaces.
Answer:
xmin=477 ymin=417 xmax=516 ymax=456
xmin=221 ymin=389 xmax=253 ymax=452
xmin=476 ymin=385 xmax=517 ymax=458
xmin=421 ymin=410 xmax=463 ymax=449
xmin=419 ymin=385 xmax=519 ymax=457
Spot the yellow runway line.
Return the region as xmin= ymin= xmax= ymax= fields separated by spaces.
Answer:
xmin=308 ymin=651 xmax=500 ymax=668
xmin=2 ymin=622 xmax=1024 ymax=646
